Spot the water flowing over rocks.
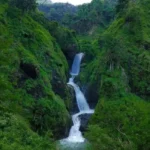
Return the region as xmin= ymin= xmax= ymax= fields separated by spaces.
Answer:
xmin=79 ymin=113 xmax=93 ymax=132
xmin=59 ymin=53 xmax=94 ymax=149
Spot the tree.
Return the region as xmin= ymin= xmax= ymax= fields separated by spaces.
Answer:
xmin=116 ymin=0 xmax=129 ymax=13
xmin=9 ymin=0 xmax=37 ymax=12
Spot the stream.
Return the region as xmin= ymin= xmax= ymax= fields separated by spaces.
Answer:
xmin=58 ymin=53 xmax=94 ymax=150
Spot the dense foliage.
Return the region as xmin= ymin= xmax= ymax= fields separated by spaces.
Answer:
xmin=38 ymin=3 xmax=77 ymax=22
xmin=0 ymin=1 xmax=79 ymax=149
xmin=79 ymin=0 xmax=150 ymax=149
xmin=38 ymin=0 xmax=117 ymax=34
xmin=86 ymin=95 xmax=150 ymax=150
xmin=9 ymin=0 xmax=37 ymax=12
xmin=0 ymin=0 xmax=150 ymax=149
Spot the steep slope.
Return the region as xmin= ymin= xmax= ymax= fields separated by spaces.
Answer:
xmin=1 ymin=0 xmax=150 ymax=149
xmin=31 ymin=12 xmax=80 ymax=64
xmin=82 ymin=0 xmax=150 ymax=100
xmin=0 ymin=2 xmax=75 ymax=149
xmin=80 ymin=0 xmax=150 ymax=149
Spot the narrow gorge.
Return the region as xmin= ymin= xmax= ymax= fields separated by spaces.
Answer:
xmin=0 ymin=0 xmax=150 ymax=150
xmin=59 ymin=53 xmax=94 ymax=149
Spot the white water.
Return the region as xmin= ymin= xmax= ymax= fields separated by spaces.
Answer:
xmin=70 ymin=53 xmax=84 ymax=76
xmin=68 ymin=78 xmax=90 ymax=112
xmin=60 ymin=53 xmax=94 ymax=144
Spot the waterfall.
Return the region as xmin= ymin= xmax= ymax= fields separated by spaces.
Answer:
xmin=70 ymin=53 xmax=84 ymax=76
xmin=68 ymin=78 xmax=90 ymax=112
xmin=60 ymin=53 xmax=94 ymax=145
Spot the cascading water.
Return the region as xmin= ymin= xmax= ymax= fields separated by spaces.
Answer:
xmin=59 ymin=53 xmax=94 ymax=149
xmin=68 ymin=78 xmax=90 ymax=112
xmin=70 ymin=53 xmax=84 ymax=76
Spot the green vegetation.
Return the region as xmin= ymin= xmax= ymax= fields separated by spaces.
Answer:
xmin=38 ymin=3 xmax=77 ymax=22
xmin=0 ymin=109 xmax=55 ymax=150
xmin=81 ymin=0 xmax=150 ymax=99
xmin=9 ymin=0 xmax=37 ymax=12
xmin=79 ymin=0 xmax=150 ymax=149
xmin=86 ymin=95 xmax=150 ymax=150
xmin=0 ymin=0 xmax=150 ymax=149
xmin=31 ymin=12 xmax=79 ymax=59
xmin=0 ymin=1 xmax=79 ymax=149
xmin=38 ymin=0 xmax=117 ymax=34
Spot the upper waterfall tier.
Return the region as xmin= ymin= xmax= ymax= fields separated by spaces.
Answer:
xmin=70 ymin=53 xmax=84 ymax=76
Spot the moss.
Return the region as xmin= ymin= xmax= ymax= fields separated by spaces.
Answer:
xmin=81 ymin=1 xmax=150 ymax=149
xmin=80 ymin=0 xmax=150 ymax=100
xmin=0 ymin=109 xmax=55 ymax=150
xmin=0 ymin=2 xmax=72 ymax=148
xmin=86 ymin=95 xmax=150 ymax=150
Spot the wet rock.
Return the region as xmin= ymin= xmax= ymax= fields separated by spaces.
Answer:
xmin=51 ymin=70 xmax=75 ymax=111
xmin=58 ymin=114 xmax=73 ymax=139
xmin=51 ymin=70 xmax=66 ymax=98
xmin=83 ymin=83 xmax=99 ymax=109
xmin=63 ymin=44 xmax=77 ymax=67
xmin=64 ymin=44 xmax=77 ymax=60
xmin=79 ymin=113 xmax=93 ymax=132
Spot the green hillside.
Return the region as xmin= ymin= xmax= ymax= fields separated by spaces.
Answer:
xmin=0 ymin=1 xmax=78 ymax=149
xmin=80 ymin=0 xmax=150 ymax=149
xmin=0 ymin=0 xmax=150 ymax=150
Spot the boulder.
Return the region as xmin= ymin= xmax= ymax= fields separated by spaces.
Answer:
xmin=83 ymin=83 xmax=99 ymax=108
xmin=79 ymin=113 xmax=93 ymax=132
